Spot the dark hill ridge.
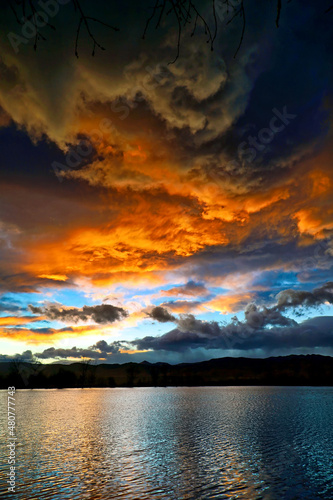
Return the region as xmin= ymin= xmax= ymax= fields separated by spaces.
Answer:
xmin=1 ymin=354 xmax=333 ymax=389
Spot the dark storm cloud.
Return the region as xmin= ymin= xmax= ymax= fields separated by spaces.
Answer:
xmin=0 ymin=0 xmax=331 ymax=198
xmin=276 ymin=282 xmax=333 ymax=311
xmin=35 ymin=346 xmax=101 ymax=360
xmin=0 ymin=350 xmax=33 ymax=362
xmin=244 ymin=303 xmax=297 ymax=328
xmin=7 ymin=282 xmax=333 ymax=361
xmin=146 ymin=306 xmax=176 ymax=323
xmin=91 ymin=340 xmax=129 ymax=354
xmin=133 ymin=316 xmax=333 ymax=353
xmin=179 ymin=238 xmax=333 ymax=288
xmin=29 ymin=303 xmax=128 ymax=324
xmin=0 ymin=272 xmax=73 ymax=294
xmin=136 ymin=282 xmax=333 ymax=353
xmin=194 ymin=1 xmax=333 ymax=197
xmin=138 ymin=302 xmax=298 ymax=352
xmin=34 ymin=340 xmax=130 ymax=360
xmin=7 ymin=312 xmax=333 ymax=361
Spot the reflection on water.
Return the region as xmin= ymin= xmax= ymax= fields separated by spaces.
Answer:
xmin=0 ymin=387 xmax=332 ymax=499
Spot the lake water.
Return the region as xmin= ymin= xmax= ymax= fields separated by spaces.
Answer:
xmin=0 ymin=387 xmax=332 ymax=499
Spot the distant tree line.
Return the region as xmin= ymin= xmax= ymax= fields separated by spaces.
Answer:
xmin=1 ymin=355 xmax=333 ymax=388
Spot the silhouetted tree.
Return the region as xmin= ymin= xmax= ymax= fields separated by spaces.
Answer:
xmin=126 ymin=363 xmax=138 ymax=387
xmin=9 ymin=356 xmax=42 ymax=388
xmin=49 ymin=367 xmax=77 ymax=388
xmin=9 ymin=359 xmax=24 ymax=388
xmin=79 ymin=358 xmax=92 ymax=388
xmin=149 ymin=365 xmax=160 ymax=386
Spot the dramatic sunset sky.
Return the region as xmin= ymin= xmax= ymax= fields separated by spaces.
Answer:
xmin=0 ymin=0 xmax=332 ymax=364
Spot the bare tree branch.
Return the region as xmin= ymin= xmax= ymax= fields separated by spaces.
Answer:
xmin=7 ymin=0 xmax=329 ymax=61
xmin=276 ymin=0 xmax=282 ymax=28
xmin=142 ymin=0 xmax=216 ymax=64
xmin=7 ymin=0 xmax=118 ymax=57
xmin=72 ymin=0 xmax=119 ymax=57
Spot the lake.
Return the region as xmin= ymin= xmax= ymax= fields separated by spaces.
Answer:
xmin=0 ymin=387 xmax=332 ymax=499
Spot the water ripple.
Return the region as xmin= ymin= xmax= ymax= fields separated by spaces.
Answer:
xmin=0 ymin=387 xmax=332 ymax=499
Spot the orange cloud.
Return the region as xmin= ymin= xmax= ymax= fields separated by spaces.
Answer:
xmin=119 ymin=348 xmax=149 ymax=355
xmin=19 ymin=187 xmax=230 ymax=288
xmin=0 ymin=325 xmax=101 ymax=344
xmin=207 ymin=293 xmax=254 ymax=314
xmin=0 ymin=316 xmax=45 ymax=327
xmin=1 ymin=122 xmax=333 ymax=295
xmin=38 ymin=274 xmax=69 ymax=282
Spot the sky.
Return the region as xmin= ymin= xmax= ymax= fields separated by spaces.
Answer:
xmin=0 ymin=0 xmax=333 ymax=364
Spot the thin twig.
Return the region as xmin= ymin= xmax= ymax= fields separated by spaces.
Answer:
xmin=276 ymin=0 xmax=282 ymax=27
xmin=233 ymin=0 xmax=245 ymax=58
xmin=72 ymin=0 xmax=119 ymax=57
